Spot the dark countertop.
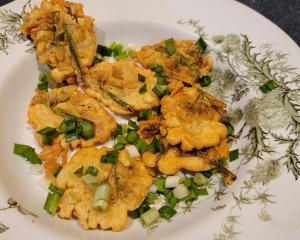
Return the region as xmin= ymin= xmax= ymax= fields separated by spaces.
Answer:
xmin=0 ymin=0 xmax=299 ymax=46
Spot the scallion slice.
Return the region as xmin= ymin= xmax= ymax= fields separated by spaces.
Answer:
xmin=48 ymin=183 xmax=64 ymax=196
xmin=65 ymin=131 xmax=78 ymax=142
xmin=138 ymin=73 xmax=146 ymax=83
xmin=128 ymin=120 xmax=139 ymax=131
xmin=259 ymin=80 xmax=279 ymax=93
xmin=226 ymin=122 xmax=234 ymax=136
xmin=114 ymin=124 xmax=123 ymax=138
xmin=146 ymin=192 xmax=159 ymax=204
xmin=97 ymin=44 xmax=112 ymax=56
xmin=94 ymin=183 xmax=110 ymax=201
xmin=152 ymin=85 xmax=170 ymax=97
xmin=149 ymin=64 xmax=163 ymax=73
xmin=134 ymin=138 xmax=148 ymax=153
xmin=126 ymin=131 xmax=138 ymax=144
xmin=196 ymin=37 xmax=208 ymax=52
xmin=114 ymin=143 xmax=125 ymax=150
xmin=198 ymin=76 xmax=212 ymax=87
xmin=159 ymin=205 xmax=177 ymax=220
xmin=59 ymin=118 xmax=76 ymax=133
xmin=92 ymin=199 xmax=108 ymax=211
xmin=185 ymin=189 xmax=197 ymax=202
xmin=37 ymin=81 xmax=48 ymax=91
xmin=140 ymin=208 xmax=160 ymax=227
xmin=173 ymin=184 xmax=189 ymax=199
xmin=14 ymin=143 xmax=42 ymax=164
xmin=169 ymin=196 xmax=178 ymax=208
xmin=100 ymin=150 xmax=118 ymax=164
xmin=156 ymin=75 xmax=166 ymax=85
xmin=229 ymin=149 xmax=239 ymax=161
xmin=138 ymin=110 xmax=152 ymax=120
xmin=154 ymin=176 xmax=167 ymax=193
xmin=139 ymin=84 xmax=147 ymax=94
xmin=43 ymin=192 xmax=61 ymax=214
xmin=116 ymin=135 xmax=128 ymax=145
xmin=165 ymin=38 xmax=176 ymax=55
xmin=78 ymin=121 xmax=94 ymax=139
xmin=86 ymin=166 xmax=99 ymax=176
xmin=194 ymin=188 xmax=208 ymax=196
xmin=81 ymin=174 xmax=99 ymax=186
xmin=193 ymin=173 xmax=208 ymax=186
xmin=37 ymin=127 xmax=59 ymax=145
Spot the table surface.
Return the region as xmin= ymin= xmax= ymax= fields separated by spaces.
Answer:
xmin=0 ymin=0 xmax=299 ymax=46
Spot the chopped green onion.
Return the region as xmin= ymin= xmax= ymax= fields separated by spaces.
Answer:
xmin=43 ymin=192 xmax=61 ymax=214
xmin=196 ymin=37 xmax=208 ymax=52
xmin=94 ymin=183 xmax=110 ymax=201
xmin=173 ymin=184 xmax=189 ymax=199
xmin=165 ymin=190 xmax=174 ymax=201
xmin=194 ymin=188 xmax=208 ymax=196
xmin=182 ymin=178 xmax=192 ymax=188
xmin=201 ymin=168 xmax=218 ymax=178
xmin=125 ymin=144 xmax=141 ymax=158
xmin=198 ymin=76 xmax=212 ymax=87
xmin=81 ymin=174 xmax=99 ymax=186
xmin=140 ymin=207 xmax=160 ymax=227
xmin=148 ymin=137 xmax=163 ymax=153
xmin=152 ymin=105 xmax=161 ymax=114
xmin=126 ymin=131 xmax=138 ymax=144
xmin=165 ymin=176 xmax=181 ymax=188
xmin=259 ymin=80 xmax=279 ymax=93
xmin=138 ymin=110 xmax=152 ymax=120
xmin=110 ymin=42 xmax=128 ymax=60
xmin=114 ymin=124 xmax=123 ymax=138
xmin=78 ymin=121 xmax=94 ymax=139
xmin=229 ymin=149 xmax=239 ymax=162
xmin=146 ymin=192 xmax=158 ymax=204
xmin=138 ymin=73 xmax=146 ymax=83
xmin=130 ymin=209 xmax=140 ymax=219
xmin=156 ymin=75 xmax=166 ymax=85
xmin=92 ymin=199 xmax=108 ymax=211
xmin=193 ymin=173 xmax=208 ymax=186
xmin=37 ymin=81 xmax=48 ymax=91
xmin=165 ymin=38 xmax=176 ymax=55
xmin=139 ymin=84 xmax=147 ymax=94
xmin=73 ymin=166 xmax=83 ymax=175
xmin=154 ymin=176 xmax=167 ymax=193
xmin=128 ymin=120 xmax=139 ymax=131
xmin=149 ymin=64 xmax=163 ymax=73
xmin=114 ymin=143 xmax=125 ymax=150
xmin=37 ymin=127 xmax=59 ymax=145
xmin=59 ymin=118 xmax=76 ymax=133
xmin=219 ymin=158 xmax=228 ymax=167
xmin=134 ymin=138 xmax=148 ymax=153
xmin=138 ymin=204 xmax=151 ymax=216
xmin=97 ymin=44 xmax=112 ymax=56
xmin=92 ymin=54 xmax=103 ymax=65
xmin=48 ymin=183 xmax=64 ymax=196
xmin=116 ymin=135 xmax=127 ymax=145
xmin=14 ymin=143 xmax=42 ymax=164
xmin=100 ymin=150 xmax=118 ymax=164
xmin=65 ymin=131 xmax=78 ymax=142
xmin=86 ymin=166 xmax=99 ymax=176
xmin=159 ymin=205 xmax=176 ymax=220
xmin=225 ymin=122 xmax=234 ymax=136
xmin=168 ymin=196 xmax=178 ymax=208
xmin=53 ymin=166 xmax=62 ymax=177
xmin=185 ymin=189 xmax=198 ymax=202
xmin=152 ymin=85 xmax=170 ymax=97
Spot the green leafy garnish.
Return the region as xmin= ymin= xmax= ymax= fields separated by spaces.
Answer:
xmin=138 ymin=110 xmax=152 ymax=120
xmin=100 ymin=150 xmax=118 ymax=164
xmin=196 ymin=37 xmax=208 ymax=52
xmin=37 ymin=127 xmax=59 ymax=145
xmin=165 ymin=38 xmax=176 ymax=55
xmin=159 ymin=205 xmax=177 ymax=220
xmin=14 ymin=143 xmax=42 ymax=164
xmin=86 ymin=166 xmax=99 ymax=176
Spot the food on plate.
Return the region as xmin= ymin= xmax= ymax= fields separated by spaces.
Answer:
xmin=84 ymin=60 xmax=160 ymax=114
xmin=20 ymin=0 xmax=96 ymax=83
xmin=160 ymin=85 xmax=227 ymax=151
xmin=55 ymin=147 xmax=153 ymax=231
xmin=15 ymin=0 xmax=239 ymax=232
xmin=132 ymin=39 xmax=213 ymax=85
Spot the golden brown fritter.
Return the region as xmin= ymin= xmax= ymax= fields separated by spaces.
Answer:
xmin=55 ymin=147 xmax=154 ymax=231
xmin=157 ymin=139 xmax=229 ymax=175
xmin=84 ymin=60 xmax=160 ymax=114
xmin=132 ymin=39 xmax=213 ymax=84
xmin=160 ymin=85 xmax=227 ymax=151
xmin=20 ymin=0 xmax=96 ymax=83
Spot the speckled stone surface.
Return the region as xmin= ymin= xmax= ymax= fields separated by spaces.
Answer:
xmin=0 ymin=0 xmax=299 ymax=46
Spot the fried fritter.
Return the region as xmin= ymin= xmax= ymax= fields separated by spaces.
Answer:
xmin=137 ymin=115 xmax=162 ymax=142
xmin=132 ymin=39 xmax=213 ymax=84
xmin=20 ymin=0 xmax=96 ymax=83
xmin=160 ymin=85 xmax=227 ymax=151
xmin=84 ymin=60 xmax=160 ymax=114
xmin=55 ymin=147 xmax=153 ymax=231
xmin=157 ymin=139 xmax=229 ymax=175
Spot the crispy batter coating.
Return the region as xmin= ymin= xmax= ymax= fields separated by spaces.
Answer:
xmin=160 ymin=86 xmax=227 ymax=151
xmin=20 ymin=0 xmax=96 ymax=83
xmin=137 ymin=115 xmax=162 ymax=142
xmin=132 ymin=39 xmax=213 ymax=84
xmin=84 ymin=60 xmax=160 ymax=114
xmin=55 ymin=147 xmax=153 ymax=231
xmin=157 ymin=139 xmax=229 ymax=175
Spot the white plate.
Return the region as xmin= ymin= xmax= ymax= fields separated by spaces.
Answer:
xmin=0 ymin=0 xmax=300 ymax=239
